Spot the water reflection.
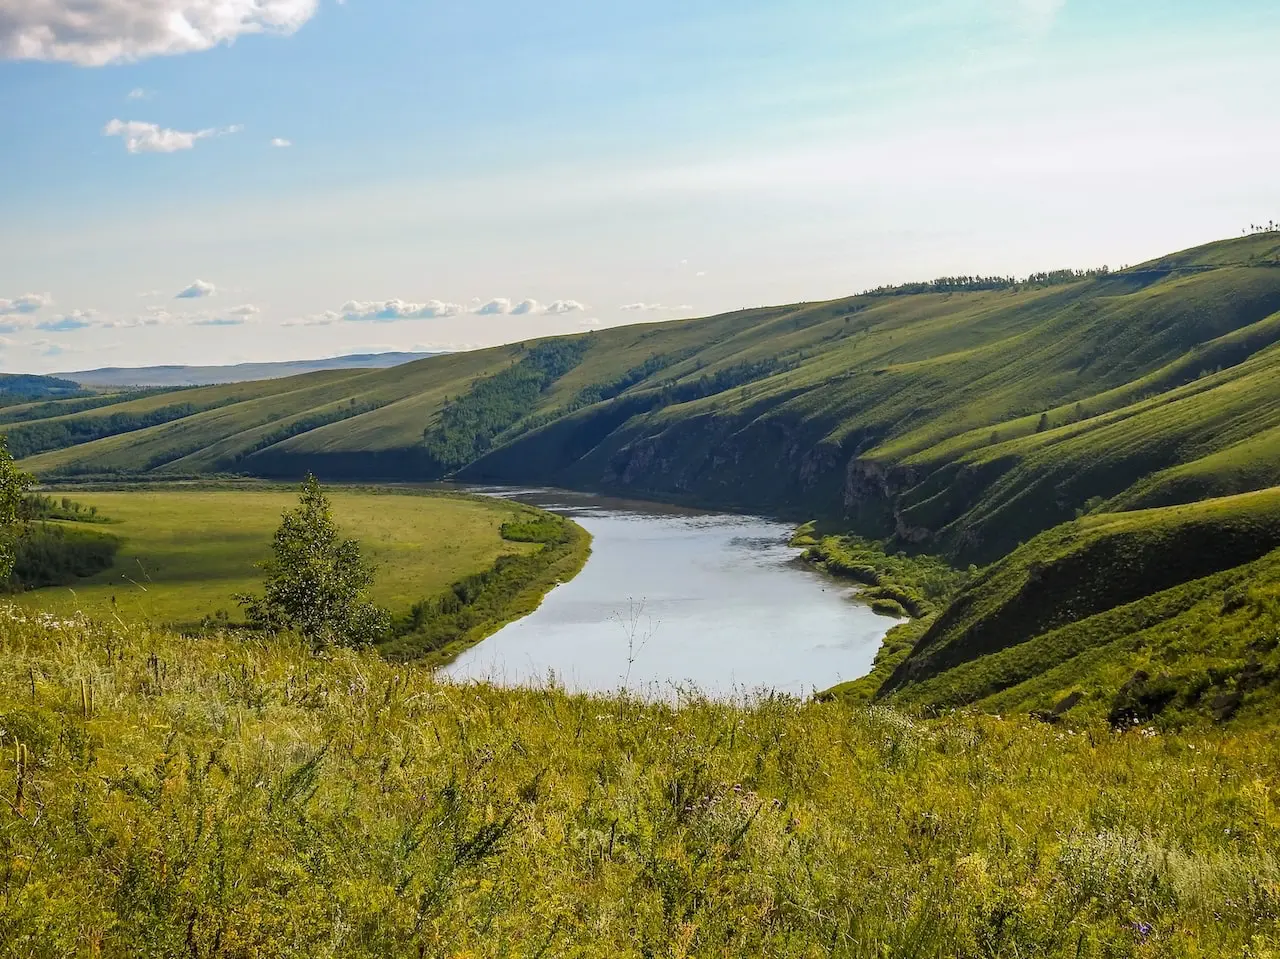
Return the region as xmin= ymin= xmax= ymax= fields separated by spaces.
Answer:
xmin=442 ymin=488 xmax=898 ymax=698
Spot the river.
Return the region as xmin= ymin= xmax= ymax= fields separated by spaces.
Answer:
xmin=441 ymin=487 xmax=898 ymax=698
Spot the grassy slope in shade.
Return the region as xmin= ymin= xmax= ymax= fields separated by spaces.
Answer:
xmin=11 ymin=488 xmax=540 ymax=627
xmin=874 ymin=488 xmax=1280 ymax=726
xmin=1 ymin=609 xmax=1277 ymax=957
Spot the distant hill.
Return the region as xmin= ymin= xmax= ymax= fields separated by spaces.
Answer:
xmin=59 ymin=352 xmax=442 ymax=388
xmin=0 ymin=373 xmax=85 ymax=406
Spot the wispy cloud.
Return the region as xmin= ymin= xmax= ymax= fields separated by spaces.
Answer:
xmin=176 ymin=279 xmax=217 ymax=299
xmin=37 ymin=310 xmax=98 ymax=332
xmin=108 ymin=304 xmax=252 ymax=328
xmin=283 ymin=314 xmax=335 ymax=328
xmin=270 ymin=137 xmax=292 ymax=148
xmin=0 ymin=0 xmax=321 ymax=67
xmin=1011 ymin=0 xmax=1067 ymax=33
xmin=126 ymin=87 xmax=152 ymax=99
xmin=101 ymin=314 xmax=167 ymax=329
xmin=0 ymin=292 xmax=52 ymax=316
xmin=104 ymin=119 xmax=240 ymax=154
xmin=620 ymin=303 xmax=694 ymax=313
xmin=192 ymin=316 xmax=246 ymax=327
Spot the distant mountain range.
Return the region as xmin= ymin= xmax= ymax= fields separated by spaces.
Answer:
xmin=58 ymin=352 xmax=442 ymax=389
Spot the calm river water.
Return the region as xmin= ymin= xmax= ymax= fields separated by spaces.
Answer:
xmin=441 ymin=487 xmax=897 ymax=698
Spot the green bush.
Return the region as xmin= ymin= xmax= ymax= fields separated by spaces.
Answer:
xmin=6 ymin=523 xmax=120 ymax=590
xmin=499 ymin=516 xmax=568 ymax=544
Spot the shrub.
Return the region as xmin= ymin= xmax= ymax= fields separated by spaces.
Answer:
xmin=237 ymin=475 xmax=388 ymax=647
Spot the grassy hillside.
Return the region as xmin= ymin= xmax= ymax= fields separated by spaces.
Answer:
xmin=2 ymin=608 xmax=1277 ymax=956
xmin=11 ymin=487 xmax=544 ymax=627
xmin=10 ymin=232 xmax=1280 ymax=718
xmin=867 ymin=488 xmax=1280 ymax=727
xmin=14 ymin=233 xmax=1280 ymax=563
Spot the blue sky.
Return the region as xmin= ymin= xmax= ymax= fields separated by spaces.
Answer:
xmin=1 ymin=0 xmax=1278 ymax=373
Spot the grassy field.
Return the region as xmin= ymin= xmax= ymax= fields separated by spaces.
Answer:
xmin=12 ymin=487 xmax=540 ymax=628
xmin=1 ymin=608 xmax=1276 ymax=956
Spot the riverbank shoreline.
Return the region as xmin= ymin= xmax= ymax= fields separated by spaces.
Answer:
xmin=380 ymin=510 xmax=593 ymax=669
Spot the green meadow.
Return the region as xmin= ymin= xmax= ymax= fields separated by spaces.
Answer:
xmin=2 ymin=610 xmax=1277 ymax=956
xmin=12 ymin=487 xmax=540 ymax=628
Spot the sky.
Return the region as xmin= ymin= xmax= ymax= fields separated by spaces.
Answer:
xmin=1 ymin=0 xmax=1278 ymax=374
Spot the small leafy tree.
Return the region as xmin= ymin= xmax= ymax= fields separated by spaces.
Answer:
xmin=0 ymin=437 xmax=34 ymax=581
xmin=238 ymin=475 xmax=388 ymax=647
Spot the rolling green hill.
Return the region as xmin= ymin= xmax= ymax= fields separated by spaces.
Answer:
xmin=0 ymin=372 xmax=86 ymax=406
xmin=11 ymin=233 xmax=1280 ymax=566
xmin=8 ymin=231 xmax=1280 ymax=720
xmin=870 ymin=488 xmax=1280 ymax=727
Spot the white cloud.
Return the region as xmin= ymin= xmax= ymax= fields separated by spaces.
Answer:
xmin=0 ymin=292 xmax=51 ymax=315
xmin=112 ymin=304 xmax=249 ymax=327
xmin=33 ymin=340 xmax=67 ymax=358
xmin=104 ymin=119 xmax=239 ymax=154
xmin=127 ymin=87 xmax=151 ymax=99
xmin=38 ymin=310 xmax=98 ymax=332
xmin=176 ymin=279 xmax=217 ymax=299
xmin=470 ymin=297 xmax=587 ymax=317
xmin=101 ymin=314 xmax=167 ymax=329
xmin=339 ymin=299 xmax=465 ymax=322
xmin=137 ymin=289 xmax=163 ymax=298
xmin=0 ymin=0 xmax=320 ymax=67
xmin=270 ymin=137 xmax=292 ymax=148
xmin=474 ymin=298 xmax=512 ymax=315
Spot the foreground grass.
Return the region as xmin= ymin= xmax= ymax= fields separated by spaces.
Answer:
xmin=13 ymin=488 xmax=538 ymax=627
xmin=2 ymin=610 xmax=1277 ymax=957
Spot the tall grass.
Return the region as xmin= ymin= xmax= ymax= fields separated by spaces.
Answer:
xmin=2 ymin=607 xmax=1277 ymax=956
